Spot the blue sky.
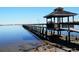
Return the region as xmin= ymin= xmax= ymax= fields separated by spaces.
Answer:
xmin=0 ymin=7 xmax=79 ymax=24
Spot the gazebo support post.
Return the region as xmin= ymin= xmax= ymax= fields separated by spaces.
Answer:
xmin=51 ymin=18 xmax=52 ymax=36
xmin=60 ymin=17 xmax=61 ymax=35
xmin=46 ymin=18 xmax=48 ymax=24
xmin=73 ymin=16 xmax=74 ymax=28
xmin=53 ymin=17 xmax=55 ymax=35
xmin=62 ymin=17 xmax=63 ymax=28
xmin=57 ymin=17 xmax=60 ymax=35
xmin=45 ymin=18 xmax=48 ymax=39
xmin=73 ymin=16 xmax=74 ymax=23
xmin=68 ymin=16 xmax=70 ymax=43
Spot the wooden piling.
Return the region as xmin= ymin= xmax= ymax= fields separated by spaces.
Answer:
xmin=45 ymin=28 xmax=47 ymax=39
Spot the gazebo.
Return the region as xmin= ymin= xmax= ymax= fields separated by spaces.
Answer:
xmin=44 ymin=7 xmax=77 ymax=43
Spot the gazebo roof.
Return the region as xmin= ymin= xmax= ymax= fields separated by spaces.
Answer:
xmin=44 ymin=7 xmax=77 ymax=18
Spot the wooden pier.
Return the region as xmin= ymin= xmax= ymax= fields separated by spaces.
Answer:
xmin=23 ymin=24 xmax=79 ymax=51
xmin=23 ymin=7 xmax=79 ymax=51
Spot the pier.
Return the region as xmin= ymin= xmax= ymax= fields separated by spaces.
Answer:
xmin=23 ymin=7 xmax=79 ymax=51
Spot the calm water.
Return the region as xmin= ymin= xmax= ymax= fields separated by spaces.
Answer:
xmin=0 ymin=25 xmax=43 ymax=51
xmin=0 ymin=25 xmax=79 ymax=51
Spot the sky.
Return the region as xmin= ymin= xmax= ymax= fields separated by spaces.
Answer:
xmin=0 ymin=7 xmax=79 ymax=24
